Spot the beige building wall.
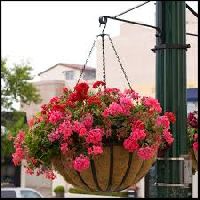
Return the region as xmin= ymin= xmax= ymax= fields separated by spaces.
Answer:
xmin=97 ymin=25 xmax=156 ymax=97
xmin=21 ymin=80 xmax=65 ymax=120
xmin=186 ymin=11 xmax=198 ymax=88
xmin=96 ymin=11 xmax=198 ymax=97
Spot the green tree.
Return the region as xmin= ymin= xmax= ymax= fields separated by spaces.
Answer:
xmin=1 ymin=58 xmax=41 ymax=111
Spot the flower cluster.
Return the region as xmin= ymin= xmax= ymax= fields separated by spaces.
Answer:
xmin=187 ymin=111 xmax=198 ymax=152
xmin=12 ymin=81 xmax=176 ymax=179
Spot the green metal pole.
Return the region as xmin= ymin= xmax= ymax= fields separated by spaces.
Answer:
xmin=154 ymin=1 xmax=192 ymax=198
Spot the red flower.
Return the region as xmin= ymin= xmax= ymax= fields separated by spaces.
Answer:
xmin=63 ymin=87 xmax=68 ymax=93
xmin=41 ymin=104 xmax=48 ymax=114
xmin=74 ymin=82 xmax=89 ymax=100
xmin=49 ymin=96 xmax=60 ymax=104
xmin=93 ymin=81 xmax=105 ymax=88
xmin=164 ymin=112 xmax=176 ymax=123
xmin=187 ymin=111 xmax=198 ymax=128
xmin=87 ymin=96 xmax=101 ymax=106
xmin=132 ymin=120 xmax=145 ymax=130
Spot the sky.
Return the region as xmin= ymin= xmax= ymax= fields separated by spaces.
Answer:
xmin=1 ymin=1 xmax=198 ymax=80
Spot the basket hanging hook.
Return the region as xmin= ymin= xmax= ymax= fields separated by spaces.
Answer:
xmin=99 ymin=16 xmax=107 ymax=35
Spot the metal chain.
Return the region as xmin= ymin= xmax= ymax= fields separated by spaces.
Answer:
xmin=102 ymin=38 xmax=106 ymax=90
xmin=107 ymin=35 xmax=133 ymax=90
xmin=100 ymin=23 xmax=107 ymax=89
xmin=76 ymin=37 xmax=97 ymax=85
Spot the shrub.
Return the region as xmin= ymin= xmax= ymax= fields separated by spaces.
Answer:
xmin=54 ymin=185 xmax=65 ymax=193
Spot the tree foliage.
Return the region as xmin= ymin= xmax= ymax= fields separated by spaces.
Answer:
xmin=1 ymin=58 xmax=41 ymax=111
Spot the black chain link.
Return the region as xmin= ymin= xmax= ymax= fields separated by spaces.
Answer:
xmin=107 ymin=35 xmax=133 ymax=90
xmin=102 ymin=34 xmax=106 ymax=89
xmin=76 ymin=37 xmax=97 ymax=85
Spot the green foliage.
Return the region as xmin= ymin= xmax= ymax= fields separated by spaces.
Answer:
xmin=24 ymin=120 xmax=60 ymax=168
xmin=54 ymin=185 xmax=65 ymax=193
xmin=1 ymin=58 xmax=41 ymax=111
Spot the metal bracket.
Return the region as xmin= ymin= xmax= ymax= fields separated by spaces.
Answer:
xmin=157 ymin=157 xmax=184 ymax=160
xmin=156 ymin=155 xmax=192 ymax=185
xmin=155 ymin=183 xmax=191 ymax=188
xmin=151 ymin=43 xmax=191 ymax=52
xmin=99 ymin=16 xmax=107 ymax=25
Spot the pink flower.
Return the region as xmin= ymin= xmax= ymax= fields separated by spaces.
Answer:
xmin=143 ymin=97 xmax=162 ymax=113
xmin=103 ymin=102 xmax=131 ymax=117
xmin=124 ymin=89 xmax=139 ymax=99
xmin=193 ymin=133 xmax=198 ymax=140
xmin=120 ymin=97 xmax=132 ymax=108
xmin=88 ymin=145 xmax=103 ymax=155
xmin=73 ymin=155 xmax=90 ymax=172
xmin=156 ymin=116 xmax=170 ymax=129
xmin=108 ymin=102 xmax=123 ymax=115
xmin=28 ymin=118 xmax=35 ymax=128
xmin=58 ymin=120 xmax=72 ymax=140
xmin=72 ymin=121 xmax=87 ymax=136
xmin=193 ymin=142 xmax=198 ymax=151
xmin=132 ymin=120 xmax=145 ymax=130
xmin=102 ymin=109 xmax=110 ymax=117
xmin=48 ymin=129 xmax=60 ymax=142
xmin=60 ymin=143 xmax=68 ymax=154
xmin=25 ymin=167 xmax=34 ymax=175
xmin=86 ymin=128 xmax=103 ymax=144
xmin=131 ymin=129 xmax=146 ymax=140
xmin=44 ymin=170 xmax=56 ymax=180
xmin=14 ymin=130 xmax=25 ymax=148
xmin=81 ymin=113 xmax=93 ymax=129
xmin=163 ymin=129 xmax=174 ymax=144
xmin=79 ymin=127 xmax=87 ymax=136
xmin=12 ymin=147 xmax=24 ymax=166
xmin=137 ymin=146 xmax=155 ymax=160
xmin=123 ymin=137 xmax=139 ymax=152
xmin=48 ymin=110 xmax=64 ymax=124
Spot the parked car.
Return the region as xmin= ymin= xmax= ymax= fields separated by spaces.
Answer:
xmin=1 ymin=187 xmax=43 ymax=198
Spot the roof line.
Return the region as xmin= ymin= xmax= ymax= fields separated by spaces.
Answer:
xmin=38 ymin=63 xmax=95 ymax=76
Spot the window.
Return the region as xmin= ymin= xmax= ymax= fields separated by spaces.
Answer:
xmin=64 ymin=71 xmax=74 ymax=80
xmin=83 ymin=70 xmax=96 ymax=80
xmin=20 ymin=190 xmax=41 ymax=198
xmin=1 ymin=191 xmax=16 ymax=198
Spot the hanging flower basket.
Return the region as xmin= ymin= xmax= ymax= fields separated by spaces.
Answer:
xmin=187 ymin=111 xmax=198 ymax=174
xmin=51 ymin=145 xmax=156 ymax=192
xmin=12 ymin=81 xmax=176 ymax=192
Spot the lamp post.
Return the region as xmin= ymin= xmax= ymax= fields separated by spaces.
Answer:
xmin=154 ymin=1 xmax=192 ymax=198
